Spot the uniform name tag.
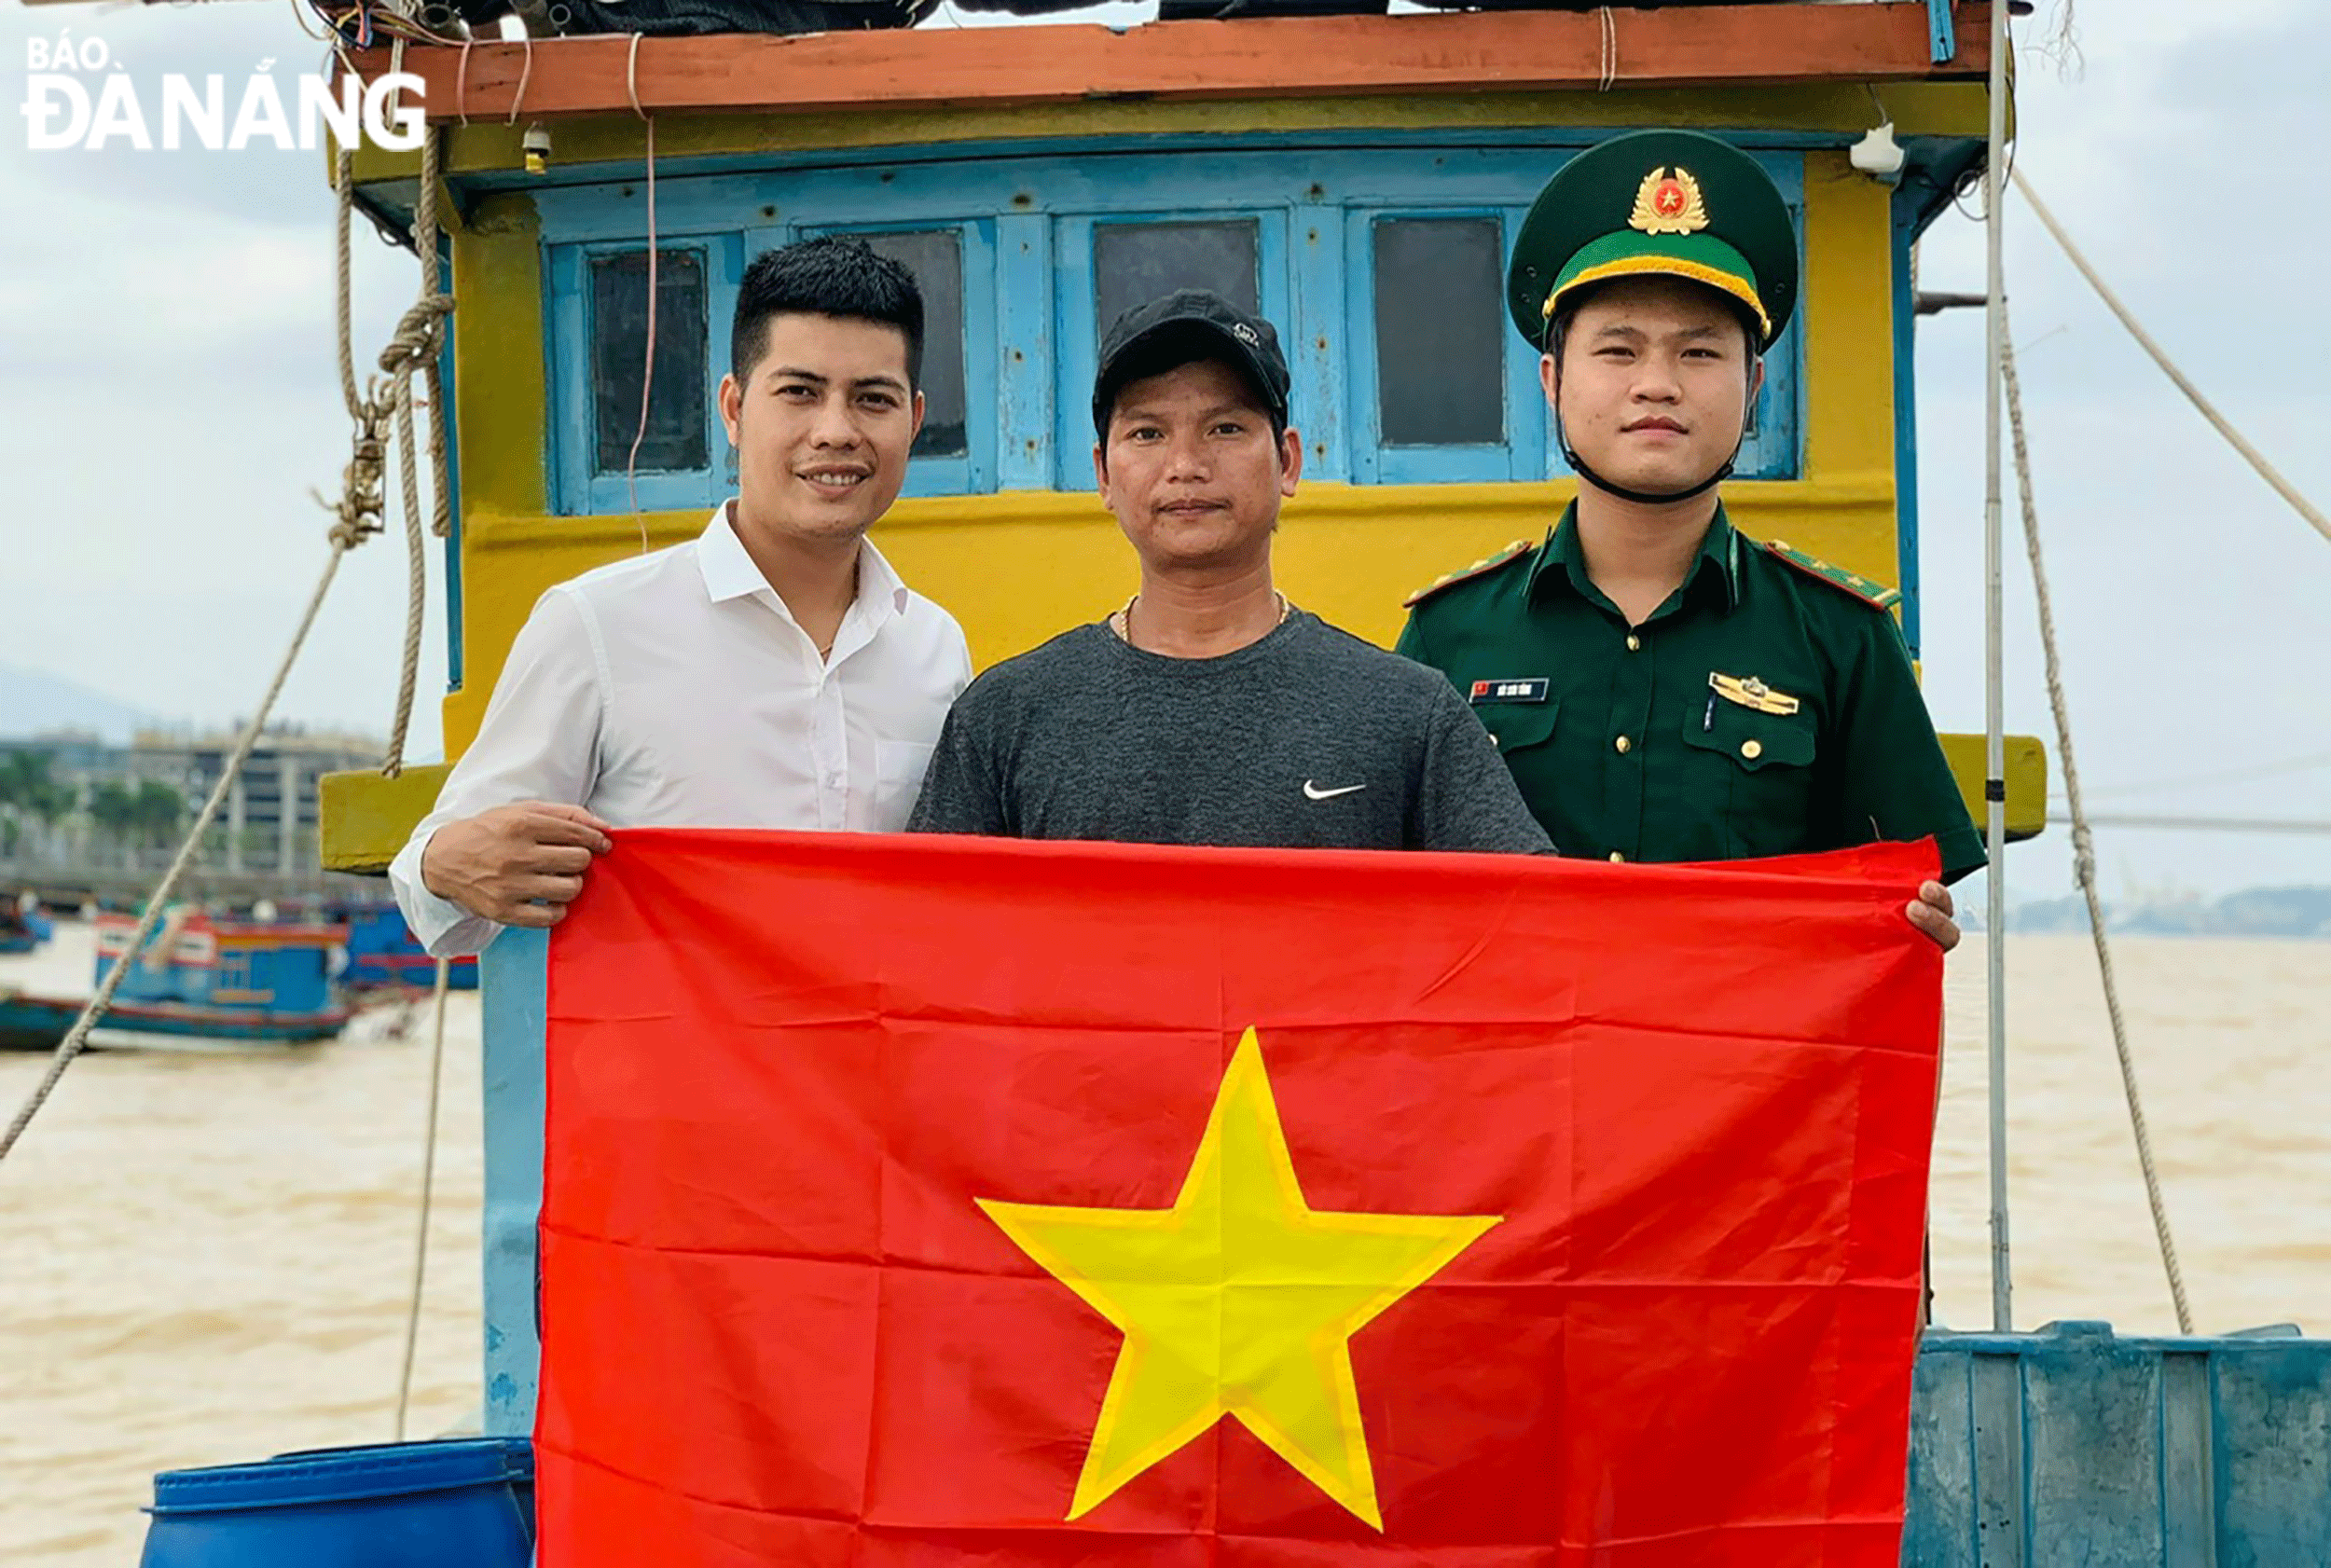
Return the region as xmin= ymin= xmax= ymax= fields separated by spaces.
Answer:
xmin=1469 ymin=678 xmax=1550 ymax=705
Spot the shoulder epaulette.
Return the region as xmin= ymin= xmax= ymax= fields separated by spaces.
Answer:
xmin=1401 ymin=538 xmax=1537 ymax=609
xmin=1759 ymin=538 xmax=1901 ymax=612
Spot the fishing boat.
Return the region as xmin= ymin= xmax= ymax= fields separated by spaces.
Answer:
xmin=340 ymin=901 xmax=482 ymax=991
xmin=25 ymin=0 xmax=2317 ymax=1561
xmin=0 ymin=910 xmax=353 ymax=1051
xmin=0 ymin=901 xmax=49 ymax=956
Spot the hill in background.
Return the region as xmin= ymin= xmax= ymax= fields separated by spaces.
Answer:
xmin=0 ymin=664 xmax=154 ymax=745
xmin=1967 ymin=886 xmax=2331 ymax=940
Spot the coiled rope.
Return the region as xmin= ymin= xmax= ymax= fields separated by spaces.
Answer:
xmin=335 ymin=99 xmax=456 ymax=779
xmin=2001 ymin=296 xmax=2195 ymax=1334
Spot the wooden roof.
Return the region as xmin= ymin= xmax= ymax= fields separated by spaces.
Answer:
xmin=352 ymin=3 xmax=1989 ymax=125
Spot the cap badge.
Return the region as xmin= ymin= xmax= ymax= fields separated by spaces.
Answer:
xmin=1232 ymin=323 xmax=1260 ymax=346
xmin=1630 ymin=167 xmax=1710 ymax=237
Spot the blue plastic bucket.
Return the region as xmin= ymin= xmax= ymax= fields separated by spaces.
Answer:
xmin=139 ymin=1437 xmax=533 ymax=1568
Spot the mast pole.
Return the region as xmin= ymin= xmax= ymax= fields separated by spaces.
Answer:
xmin=1981 ymin=0 xmax=2014 ymax=1332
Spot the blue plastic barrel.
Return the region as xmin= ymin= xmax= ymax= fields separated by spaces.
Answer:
xmin=140 ymin=1437 xmax=533 ymax=1568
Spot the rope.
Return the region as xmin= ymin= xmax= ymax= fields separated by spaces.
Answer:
xmin=388 ymin=382 xmax=429 ymax=778
xmin=0 ymin=549 xmax=352 ymax=1165
xmin=2001 ymin=296 xmax=2196 ymax=1335
xmin=331 ymin=117 xmax=455 ymax=778
xmin=2034 ymin=0 xmax=2082 ymax=76
xmin=288 ymin=0 xmax=336 ymax=45
xmin=414 ymin=119 xmax=454 ymax=544
xmin=384 ymin=123 xmax=452 ymax=777
xmin=393 ymin=956 xmax=454 ymax=1439
xmin=1595 ymin=7 xmax=1618 ymax=91
xmin=2013 ymin=170 xmax=2330 ymax=548
xmin=507 ymin=34 xmax=534 ymax=126
xmin=334 ymin=151 xmax=363 ymax=423
xmin=3 ymin=103 xmax=447 ymax=1166
xmin=625 ymin=35 xmax=658 ymax=556
xmin=2087 ymin=748 xmax=2331 ymax=801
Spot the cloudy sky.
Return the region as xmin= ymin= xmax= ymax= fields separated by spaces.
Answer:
xmin=1 ymin=0 xmax=2324 ymax=898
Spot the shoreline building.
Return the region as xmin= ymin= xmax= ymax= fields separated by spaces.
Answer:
xmin=131 ymin=725 xmax=384 ymax=876
xmin=0 ymin=723 xmax=382 ymax=877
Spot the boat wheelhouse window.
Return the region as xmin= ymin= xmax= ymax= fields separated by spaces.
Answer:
xmin=857 ymin=229 xmax=970 ymax=460
xmin=1093 ymin=220 xmax=1262 ymax=340
xmin=1372 ymin=217 xmax=1505 ymax=447
xmin=588 ymin=249 xmax=709 ymax=475
xmin=534 ymin=144 xmax=1802 ymax=508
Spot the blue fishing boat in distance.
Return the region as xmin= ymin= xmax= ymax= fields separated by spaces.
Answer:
xmin=0 ymin=910 xmax=353 ymax=1051
xmin=0 ymin=900 xmax=51 ymax=956
xmin=342 ymin=903 xmax=480 ymax=992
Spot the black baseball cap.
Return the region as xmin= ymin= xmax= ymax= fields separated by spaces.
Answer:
xmin=1091 ymin=289 xmax=1292 ymax=438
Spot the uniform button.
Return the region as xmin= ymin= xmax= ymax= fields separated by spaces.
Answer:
xmin=1488 ymin=734 xmax=1500 ymax=748
xmin=1625 ymin=634 xmax=1641 ymax=653
xmin=1614 ymin=735 xmax=1632 ymax=754
xmin=1608 ymin=850 xmax=1625 ymax=863
xmin=1741 ymin=739 xmax=1763 ymax=760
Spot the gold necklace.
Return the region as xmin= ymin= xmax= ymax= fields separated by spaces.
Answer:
xmin=1110 ymin=593 xmax=1290 ymax=644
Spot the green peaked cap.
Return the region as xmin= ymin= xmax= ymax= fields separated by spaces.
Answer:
xmin=1506 ymin=130 xmax=1800 ymax=352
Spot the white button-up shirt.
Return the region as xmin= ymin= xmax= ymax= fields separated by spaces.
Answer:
xmin=389 ymin=506 xmax=971 ymax=956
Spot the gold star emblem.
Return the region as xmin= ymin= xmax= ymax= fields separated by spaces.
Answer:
xmin=978 ymin=1028 xmax=1500 ymax=1530
xmin=1629 ymin=166 xmax=1710 ymax=236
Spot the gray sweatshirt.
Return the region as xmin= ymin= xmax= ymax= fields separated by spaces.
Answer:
xmin=907 ymin=612 xmax=1552 ymax=855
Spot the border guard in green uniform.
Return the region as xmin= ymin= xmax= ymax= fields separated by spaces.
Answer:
xmin=1396 ymin=130 xmax=1983 ymax=927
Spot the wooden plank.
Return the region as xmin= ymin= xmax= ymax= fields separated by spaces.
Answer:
xmin=480 ymin=928 xmax=551 ymax=1436
xmin=995 ymin=212 xmax=1054 ymax=492
xmin=1968 ymin=1349 xmax=2029 ymax=1568
xmin=2159 ymin=1350 xmax=2220 ymax=1568
xmin=2021 ymin=1329 xmax=2168 ymax=1565
xmin=317 ymin=763 xmax=449 ymax=875
xmin=1928 ymin=0 xmax=1960 ymax=64
xmin=1905 ymin=1341 xmax=1982 ymax=1568
xmin=351 ymin=6 xmax=1990 ymax=126
xmin=1290 ymin=200 xmax=1345 ymax=482
xmin=1938 ymin=731 xmax=2048 ymax=842
xmin=2213 ymin=1342 xmax=2331 ymax=1565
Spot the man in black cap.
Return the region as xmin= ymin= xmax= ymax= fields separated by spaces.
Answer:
xmin=908 ymin=289 xmax=1547 ymax=853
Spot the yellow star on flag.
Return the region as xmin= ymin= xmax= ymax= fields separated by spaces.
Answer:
xmin=978 ymin=1028 xmax=1500 ymax=1530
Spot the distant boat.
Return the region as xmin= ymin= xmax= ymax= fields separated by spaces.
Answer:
xmin=342 ymin=903 xmax=480 ymax=992
xmin=0 ymin=901 xmax=48 ymax=956
xmin=0 ymin=910 xmax=353 ymax=1052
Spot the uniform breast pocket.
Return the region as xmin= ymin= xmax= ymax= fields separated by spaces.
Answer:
xmin=1679 ymin=700 xmax=1817 ymax=856
xmin=1477 ymin=699 xmax=1560 ymax=760
xmin=872 ymin=739 xmax=937 ymax=831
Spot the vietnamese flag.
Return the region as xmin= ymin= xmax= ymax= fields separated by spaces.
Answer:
xmin=538 ymin=832 xmax=1942 ymax=1567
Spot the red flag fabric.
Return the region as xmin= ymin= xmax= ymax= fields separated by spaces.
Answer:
xmin=538 ymin=831 xmax=1942 ymax=1568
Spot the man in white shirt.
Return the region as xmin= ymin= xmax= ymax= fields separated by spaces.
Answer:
xmin=391 ymin=237 xmax=972 ymax=956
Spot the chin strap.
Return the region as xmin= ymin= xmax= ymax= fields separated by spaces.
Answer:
xmin=1560 ymin=435 xmax=1735 ymax=506
xmin=1550 ymin=350 xmax=1748 ymax=507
